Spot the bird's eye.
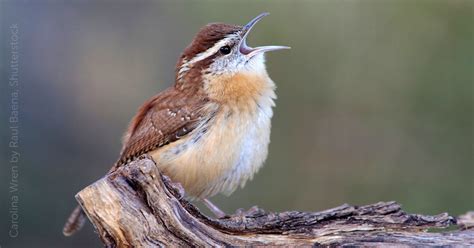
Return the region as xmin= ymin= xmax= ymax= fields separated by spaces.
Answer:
xmin=219 ymin=45 xmax=231 ymax=55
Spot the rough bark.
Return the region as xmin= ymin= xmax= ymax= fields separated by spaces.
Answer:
xmin=75 ymin=156 xmax=474 ymax=247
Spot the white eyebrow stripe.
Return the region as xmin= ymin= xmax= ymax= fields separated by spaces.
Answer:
xmin=178 ymin=34 xmax=237 ymax=78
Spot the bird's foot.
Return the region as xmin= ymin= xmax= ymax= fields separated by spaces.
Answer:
xmin=234 ymin=205 xmax=265 ymax=218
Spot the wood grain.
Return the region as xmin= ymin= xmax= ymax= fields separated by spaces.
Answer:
xmin=76 ymin=156 xmax=474 ymax=247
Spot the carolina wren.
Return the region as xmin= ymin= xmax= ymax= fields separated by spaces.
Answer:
xmin=63 ymin=12 xmax=289 ymax=236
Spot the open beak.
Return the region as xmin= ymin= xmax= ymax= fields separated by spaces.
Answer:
xmin=239 ymin=12 xmax=290 ymax=58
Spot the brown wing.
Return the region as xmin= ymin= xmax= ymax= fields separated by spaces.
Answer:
xmin=113 ymin=87 xmax=208 ymax=169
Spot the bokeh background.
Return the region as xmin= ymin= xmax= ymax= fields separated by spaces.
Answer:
xmin=1 ymin=1 xmax=473 ymax=247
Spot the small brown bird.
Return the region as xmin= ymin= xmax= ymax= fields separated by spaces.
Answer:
xmin=63 ymin=12 xmax=289 ymax=236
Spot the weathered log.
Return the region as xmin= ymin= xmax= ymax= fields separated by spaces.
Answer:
xmin=75 ymin=157 xmax=474 ymax=247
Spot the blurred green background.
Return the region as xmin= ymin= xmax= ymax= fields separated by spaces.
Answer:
xmin=1 ymin=1 xmax=472 ymax=247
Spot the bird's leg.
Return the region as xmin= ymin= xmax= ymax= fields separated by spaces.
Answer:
xmin=203 ymin=198 xmax=226 ymax=218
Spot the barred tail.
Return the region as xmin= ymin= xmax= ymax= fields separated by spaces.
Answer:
xmin=63 ymin=205 xmax=86 ymax=236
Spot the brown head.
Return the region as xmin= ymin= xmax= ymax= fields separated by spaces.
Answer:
xmin=175 ymin=13 xmax=289 ymax=91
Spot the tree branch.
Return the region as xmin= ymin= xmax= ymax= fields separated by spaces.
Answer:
xmin=75 ymin=157 xmax=474 ymax=247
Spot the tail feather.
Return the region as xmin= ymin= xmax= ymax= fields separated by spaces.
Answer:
xmin=63 ymin=205 xmax=86 ymax=236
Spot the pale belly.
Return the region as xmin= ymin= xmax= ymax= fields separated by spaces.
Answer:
xmin=149 ymin=108 xmax=272 ymax=199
